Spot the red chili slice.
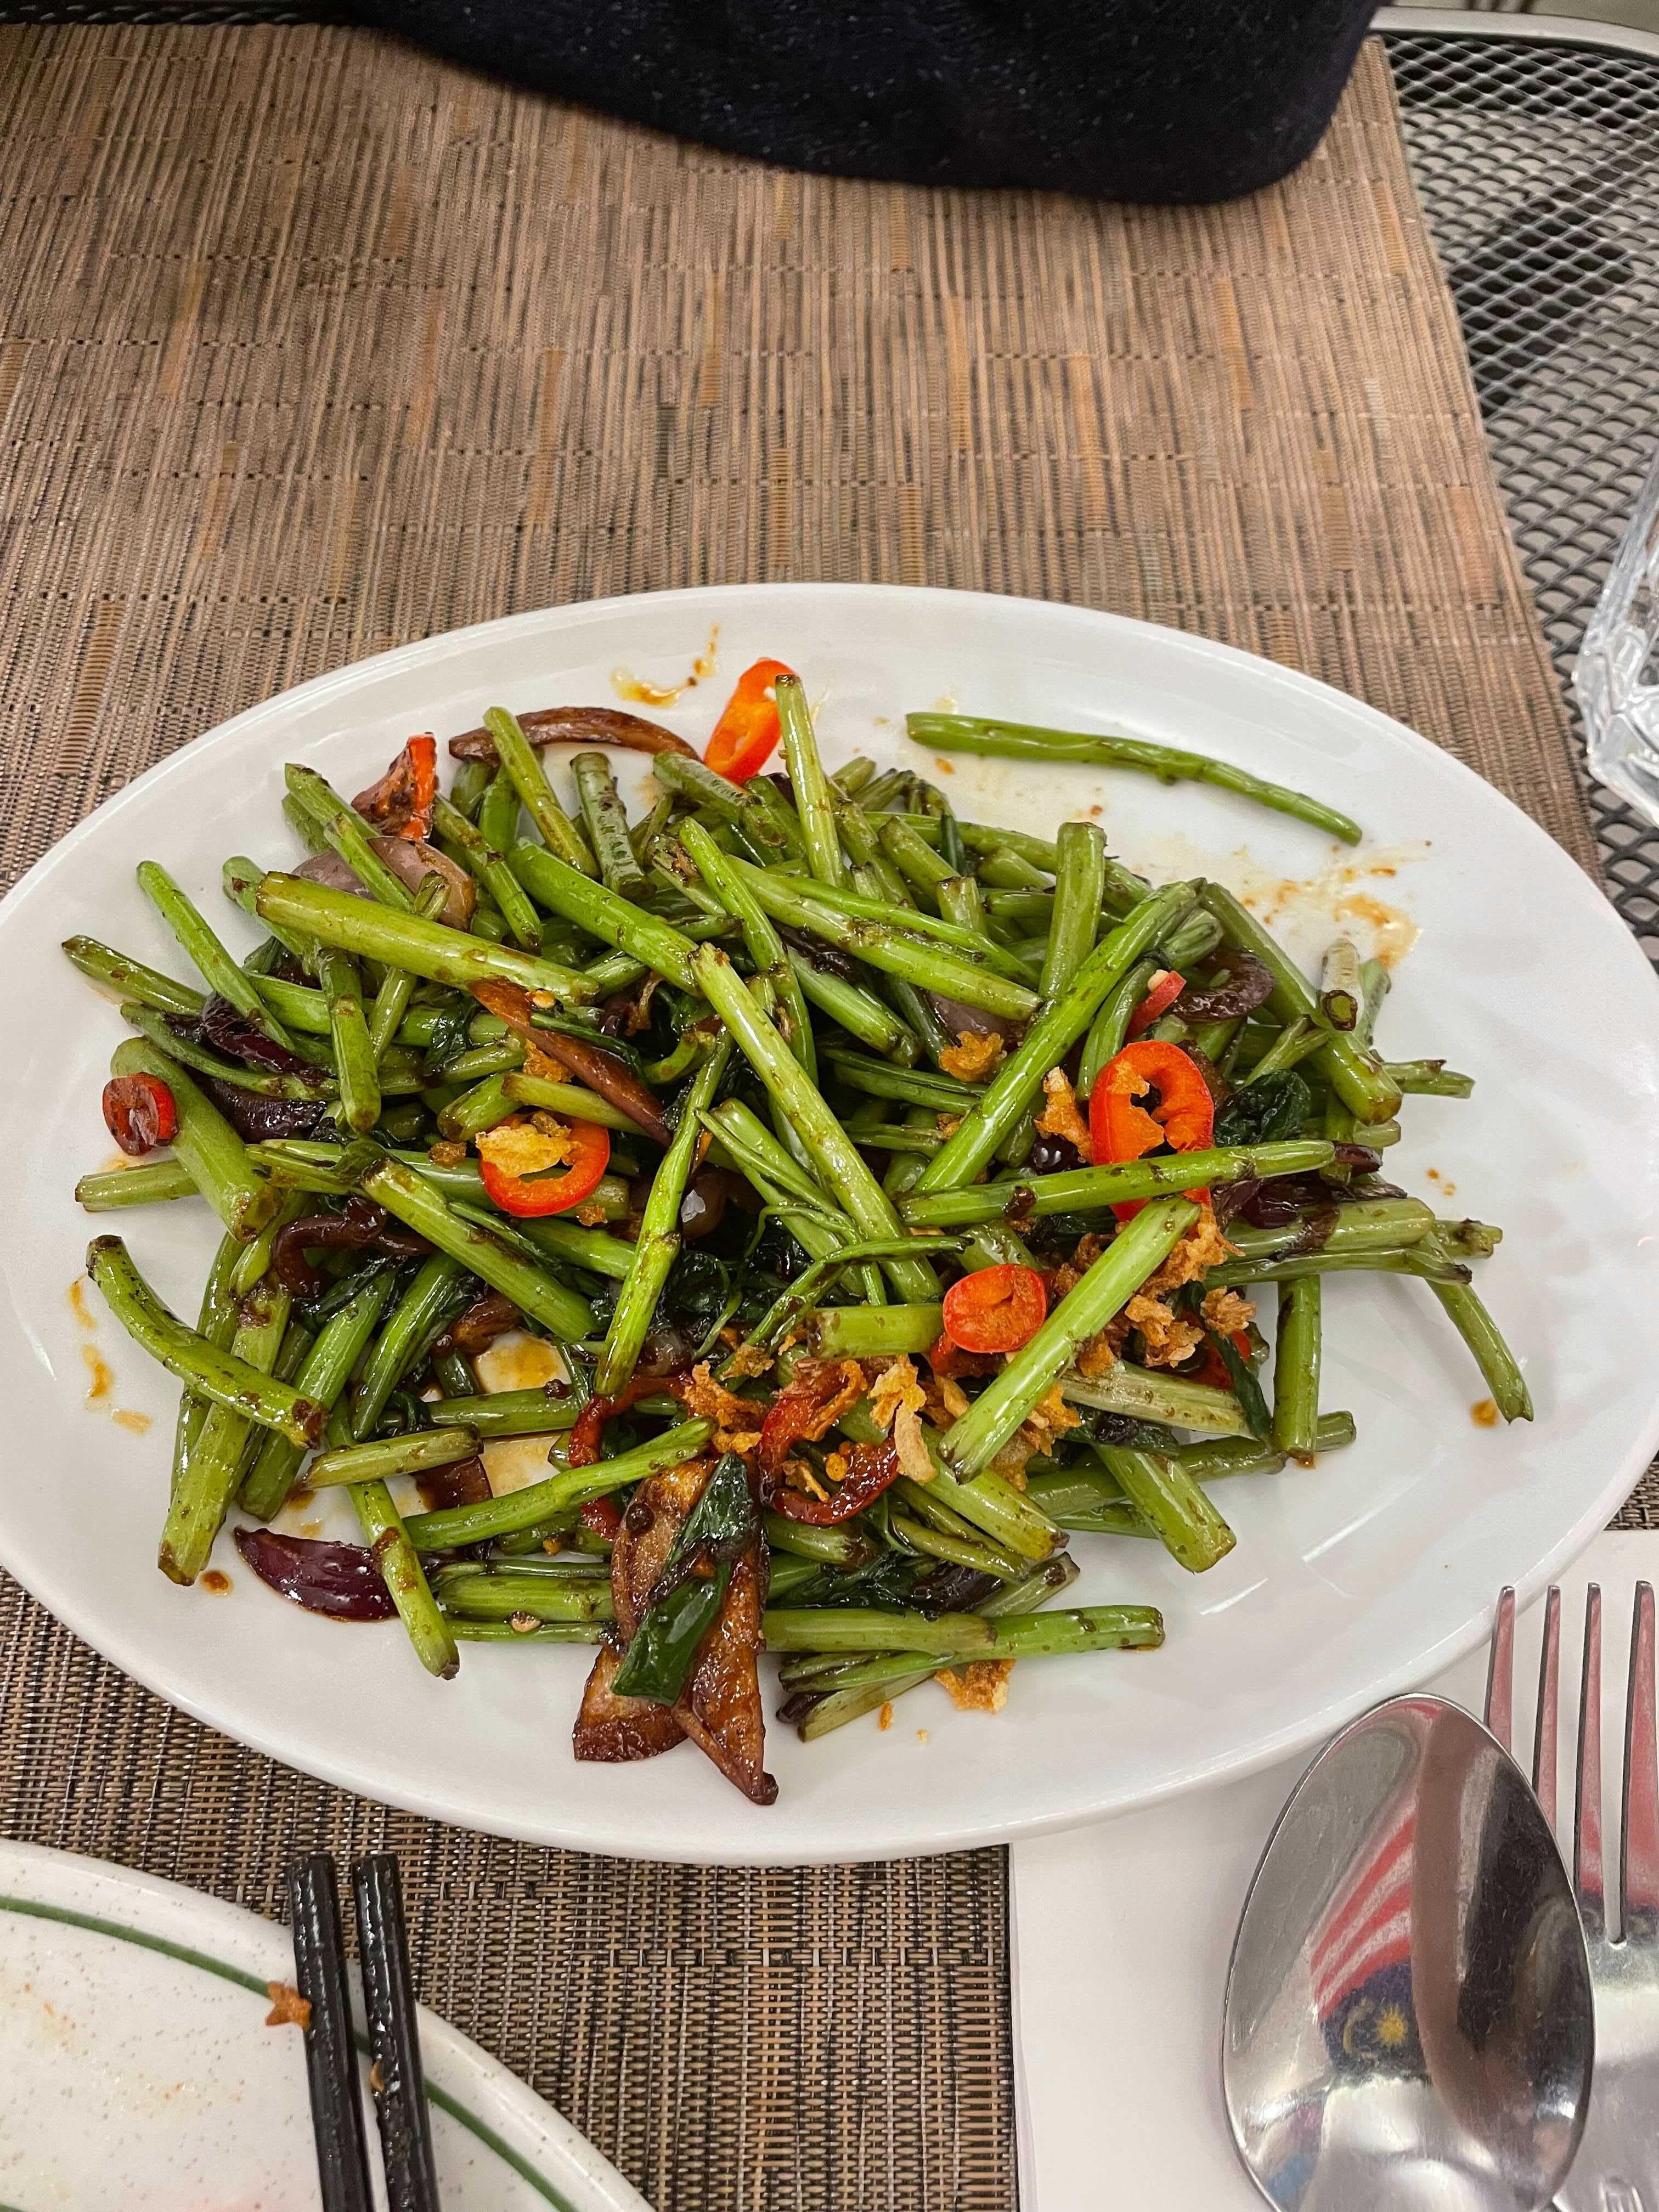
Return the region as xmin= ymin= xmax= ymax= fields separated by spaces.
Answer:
xmin=579 ymin=1494 xmax=624 ymax=1539
xmin=756 ymin=1361 xmax=866 ymax=1480
xmin=1089 ymin=1040 xmax=1215 ymax=1222
xmin=766 ymin=1440 xmax=903 ymax=1525
xmin=102 ymin=1073 xmax=178 ymax=1155
xmin=704 ymin=658 xmax=794 ymax=782
xmin=476 ymin=1116 xmax=611 ymax=1218
xmin=941 ymin=1265 xmax=1048 ymax=1355
xmin=352 ymin=734 xmax=438 ymax=840
xmin=1127 ymin=969 xmax=1186 ymax=1038
xmin=1193 ymin=1328 xmax=1254 ymax=1392
xmin=567 ymin=1375 xmax=684 ymax=1468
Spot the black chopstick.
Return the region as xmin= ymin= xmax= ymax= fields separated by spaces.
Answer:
xmin=287 ymin=1854 xmax=375 ymax=2212
xmin=354 ymin=1852 xmax=443 ymax=2212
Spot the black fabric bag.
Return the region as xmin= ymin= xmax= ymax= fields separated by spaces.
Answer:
xmin=350 ymin=0 xmax=1379 ymax=205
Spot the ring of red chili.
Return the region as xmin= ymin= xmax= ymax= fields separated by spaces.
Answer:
xmin=1127 ymin=969 xmax=1186 ymax=1038
xmin=102 ymin=1072 xmax=178 ymax=1155
xmin=704 ymin=657 xmax=794 ymax=782
xmin=1089 ymin=1040 xmax=1215 ymax=1222
xmin=566 ymin=1375 xmax=685 ymax=1468
xmin=477 ymin=1118 xmax=611 ymax=1218
xmin=941 ymin=1265 xmax=1048 ymax=1356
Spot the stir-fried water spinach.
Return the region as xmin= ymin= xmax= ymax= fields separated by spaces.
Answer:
xmin=72 ymin=662 xmax=1514 ymax=1803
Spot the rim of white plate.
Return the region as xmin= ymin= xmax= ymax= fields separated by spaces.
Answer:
xmin=3 ymin=581 xmax=1657 ymax=1863
xmin=0 ymin=1836 xmax=651 ymax=2210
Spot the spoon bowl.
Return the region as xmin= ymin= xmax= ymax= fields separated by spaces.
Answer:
xmin=1223 ymin=1692 xmax=1593 ymax=2212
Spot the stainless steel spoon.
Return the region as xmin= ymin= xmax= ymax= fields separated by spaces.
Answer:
xmin=1222 ymin=1692 xmax=1593 ymax=2212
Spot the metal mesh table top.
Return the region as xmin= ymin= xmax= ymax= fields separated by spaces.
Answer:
xmin=3 ymin=8 xmax=1651 ymax=949
xmin=1387 ymin=25 xmax=1659 ymax=959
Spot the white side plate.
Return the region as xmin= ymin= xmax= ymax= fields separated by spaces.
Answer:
xmin=0 ymin=1836 xmax=649 ymax=2209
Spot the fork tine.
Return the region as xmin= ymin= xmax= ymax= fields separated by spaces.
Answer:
xmin=1621 ymin=1582 xmax=1657 ymax=1937
xmin=1485 ymin=1585 xmax=1515 ymax=1753
xmin=1532 ymin=1585 xmax=1561 ymax=1832
xmin=1576 ymin=1584 xmax=1606 ymax=1941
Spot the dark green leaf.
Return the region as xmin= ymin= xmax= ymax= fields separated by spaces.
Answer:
xmin=1214 ymin=1069 xmax=1314 ymax=1147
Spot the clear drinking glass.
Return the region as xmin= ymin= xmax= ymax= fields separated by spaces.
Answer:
xmin=1577 ymin=445 xmax=1659 ymax=823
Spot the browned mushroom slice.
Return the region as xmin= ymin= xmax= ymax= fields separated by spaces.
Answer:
xmin=679 ymin=1543 xmax=777 ymax=1807
xmin=448 ymin=707 xmax=697 ymax=763
xmin=572 ymin=1457 xmax=703 ymax=1766
xmin=573 ymin=1643 xmax=687 ymax=1764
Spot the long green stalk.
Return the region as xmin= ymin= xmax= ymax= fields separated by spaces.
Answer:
xmin=1201 ymin=883 xmax=1400 ymax=1124
xmin=360 ymin=1155 xmax=594 ymax=1341
xmin=64 ymin=935 xmax=204 ymax=1019
xmin=570 ymin=752 xmax=650 ymax=899
xmin=169 ymin=1232 xmax=243 ymax=1515
xmin=240 ymin=1271 xmax=398 ymax=1519
xmin=256 ymin=874 xmax=595 ymax=1003
xmin=1272 ymin=1278 xmax=1322 ymax=1454
xmin=596 ymin=1040 xmax=731 ymax=1392
xmin=1418 ymin=1231 xmax=1533 ymax=1421
xmin=402 ymin=1419 xmax=713 ymax=1551
xmin=283 ymin=765 xmax=416 ymax=911
xmin=349 ymin=1252 xmax=467 ymax=1440
xmin=776 ymin=674 xmax=846 ymax=890
xmin=727 ymin=861 xmax=1037 ymax=1019
xmin=803 ymin=1304 xmax=941 ymax=1359
xmin=797 ymin=1558 xmax=1081 ymax=1737
xmin=1060 ymin=1362 xmax=1251 ymax=1436
xmin=351 ymin=1480 xmax=459 ymax=1678
xmin=762 ymin=1603 xmax=1164 ymax=1659
xmin=508 ymin=842 xmax=699 ymax=988
xmin=692 ymin=947 xmax=939 ymax=1302
xmin=941 ymin=1197 xmax=1198 ymax=1477
xmin=159 ymin=1274 xmax=291 ymax=1583
xmin=679 ymin=817 xmax=816 ymax=1082
xmin=1093 ymin=1445 xmax=1235 ymax=1573
xmin=916 ymin=883 xmax=1199 ymax=1192
xmin=306 ymin=1426 xmax=481 ymax=1487
xmin=906 ymin=714 xmax=1362 ymax=844
xmin=898 ymin=1140 xmax=1334 ymax=1228
xmin=136 ymin=860 xmax=298 ymax=1051
xmin=427 ymin=1386 xmax=585 ymax=1437
xmin=87 ymin=1237 xmax=325 ymax=1447
xmin=432 ymin=793 xmax=544 ymax=951
xmin=108 ymin=1037 xmax=277 ymax=1242
xmin=1039 ymin=820 xmax=1108 ymax=1000
xmin=481 ymin=707 xmax=597 ymax=874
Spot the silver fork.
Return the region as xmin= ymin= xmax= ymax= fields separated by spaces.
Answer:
xmin=1486 ymin=1581 xmax=1658 ymax=2212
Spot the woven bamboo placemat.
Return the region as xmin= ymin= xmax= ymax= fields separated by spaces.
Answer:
xmin=0 ymin=26 xmax=1648 ymax=2209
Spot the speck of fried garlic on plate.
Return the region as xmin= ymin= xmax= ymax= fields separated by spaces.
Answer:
xmin=264 ymin=1983 xmax=311 ymax=2030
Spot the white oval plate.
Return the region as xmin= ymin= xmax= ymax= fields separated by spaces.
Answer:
xmin=1 ymin=583 xmax=1656 ymax=1866
xmin=0 ymin=1836 xmax=649 ymax=2209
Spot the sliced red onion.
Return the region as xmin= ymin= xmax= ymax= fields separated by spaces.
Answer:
xmin=234 ymin=1527 xmax=397 ymax=1621
xmin=928 ymin=994 xmax=1014 ymax=1042
xmin=295 ymin=838 xmax=474 ymax=927
xmin=294 ymin=850 xmax=365 ymax=895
